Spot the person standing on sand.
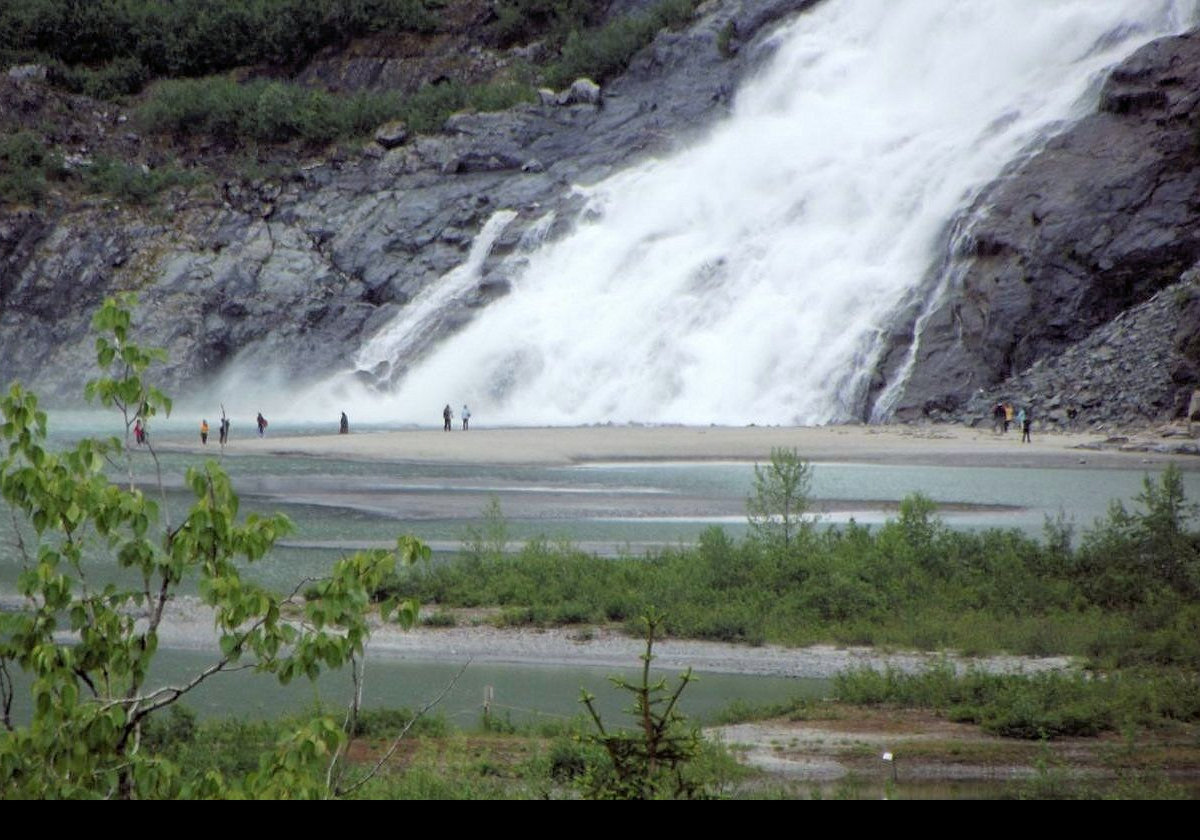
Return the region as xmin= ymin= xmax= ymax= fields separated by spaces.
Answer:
xmin=1003 ymin=401 xmax=1014 ymax=433
xmin=134 ymin=419 xmax=145 ymax=446
xmin=992 ymin=402 xmax=1005 ymax=433
xmin=200 ymin=419 xmax=209 ymax=445
xmin=257 ymin=413 xmax=267 ymax=437
xmin=1021 ymin=409 xmax=1032 ymax=443
xmin=340 ymin=412 xmax=349 ymax=434
xmin=461 ymin=404 xmax=471 ymax=431
xmin=443 ymin=404 xmax=453 ymax=432
xmin=219 ymin=416 xmax=229 ymax=445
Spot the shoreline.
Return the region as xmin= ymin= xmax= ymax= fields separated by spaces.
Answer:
xmin=145 ymin=598 xmax=1073 ymax=680
xmin=157 ymin=422 xmax=1200 ymax=470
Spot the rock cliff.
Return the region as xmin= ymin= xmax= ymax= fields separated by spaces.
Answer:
xmin=881 ymin=32 xmax=1200 ymax=428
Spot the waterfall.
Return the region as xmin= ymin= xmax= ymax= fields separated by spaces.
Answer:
xmin=353 ymin=209 xmax=519 ymax=384
xmin=338 ymin=0 xmax=1198 ymax=426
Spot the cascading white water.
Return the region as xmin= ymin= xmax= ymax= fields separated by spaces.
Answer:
xmin=353 ymin=209 xmax=519 ymax=380
xmin=328 ymin=0 xmax=1199 ymax=426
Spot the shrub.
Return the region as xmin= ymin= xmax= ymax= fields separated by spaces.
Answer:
xmin=489 ymin=0 xmax=607 ymax=50
xmin=0 ymin=130 xmax=63 ymax=204
xmin=542 ymin=0 xmax=698 ymax=88
xmin=0 ymin=0 xmax=437 ymax=96
xmin=79 ymin=156 xmax=201 ymax=204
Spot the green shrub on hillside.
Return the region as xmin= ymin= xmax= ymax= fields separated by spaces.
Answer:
xmin=0 ymin=130 xmax=62 ymax=204
xmin=0 ymin=0 xmax=436 ymax=94
xmin=79 ymin=156 xmax=202 ymax=204
xmin=490 ymin=0 xmax=608 ymax=50
xmin=135 ymin=75 xmax=536 ymax=145
xmin=542 ymin=0 xmax=698 ymax=87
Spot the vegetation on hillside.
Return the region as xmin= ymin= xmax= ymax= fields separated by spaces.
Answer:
xmin=0 ymin=0 xmax=706 ymax=205
xmin=0 ymin=0 xmax=437 ymax=97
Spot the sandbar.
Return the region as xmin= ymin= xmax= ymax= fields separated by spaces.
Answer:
xmin=170 ymin=423 xmax=1199 ymax=470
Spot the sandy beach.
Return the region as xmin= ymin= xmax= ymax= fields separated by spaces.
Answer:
xmin=173 ymin=422 xmax=1199 ymax=470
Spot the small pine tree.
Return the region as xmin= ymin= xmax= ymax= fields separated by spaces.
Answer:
xmin=578 ymin=611 xmax=709 ymax=799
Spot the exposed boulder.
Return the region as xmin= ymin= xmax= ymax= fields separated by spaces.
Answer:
xmin=949 ymin=277 xmax=1200 ymax=433
xmin=557 ymin=78 xmax=601 ymax=107
xmin=373 ymin=120 xmax=408 ymax=149
xmin=6 ymin=64 xmax=47 ymax=82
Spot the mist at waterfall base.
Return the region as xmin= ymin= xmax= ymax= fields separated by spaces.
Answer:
xmin=208 ymin=0 xmax=1196 ymax=429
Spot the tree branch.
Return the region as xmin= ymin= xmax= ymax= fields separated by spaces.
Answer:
xmin=334 ymin=658 xmax=472 ymax=798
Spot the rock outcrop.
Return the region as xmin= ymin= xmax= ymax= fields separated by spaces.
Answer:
xmin=951 ymin=275 xmax=1200 ymax=432
xmin=881 ymin=32 xmax=1200 ymax=426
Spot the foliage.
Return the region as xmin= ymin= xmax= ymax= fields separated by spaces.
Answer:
xmin=0 ymin=0 xmax=435 ymax=95
xmin=746 ymin=446 xmax=813 ymax=552
xmin=382 ymin=466 xmax=1200 ymax=668
xmin=489 ymin=0 xmax=607 ymax=50
xmin=716 ymin=19 xmax=737 ymax=59
xmin=79 ymin=156 xmax=202 ymax=205
xmin=135 ymin=75 xmax=535 ymax=146
xmin=0 ymin=130 xmax=64 ymax=205
xmin=577 ymin=611 xmax=710 ymax=799
xmin=137 ymin=76 xmax=390 ymax=146
xmin=833 ymin=663 xmax=1200 ymax=740
xmin=47 ymin=56 xmax=150 ymax=100
xmin=1074 ymin=464 xmax=1200 ymax=609
xmin=0 ymin=294 xmax=426 ymax=798
xmin=541 ymin=0 xmax=699 ymax=88
xmin=462 ymin=495 xmax=510 ymax=561
xmin=0 ymin=132 xmax=196 ymax=207
xmin=1012 ymin=754 xmax=1189 ymax=800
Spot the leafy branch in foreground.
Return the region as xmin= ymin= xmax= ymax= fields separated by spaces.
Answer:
xmin=0 ymin=294 xmax=426 ymax=798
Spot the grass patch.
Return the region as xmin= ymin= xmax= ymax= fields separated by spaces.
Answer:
xmin=833 ymin=664 xmax=1200 ymax=739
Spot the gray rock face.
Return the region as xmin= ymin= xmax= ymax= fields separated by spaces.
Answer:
xmin=0 ymin=0 xmax=820 ymax=404
xmin=946 ymin=276 xmax=1200 ymax=432
xmin=883 ymin=32 xmax=1200 ymax=423
xmin=6 ymin=64 xmax=47 ymax=82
